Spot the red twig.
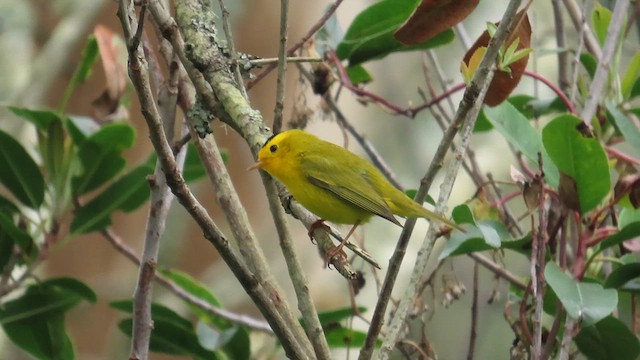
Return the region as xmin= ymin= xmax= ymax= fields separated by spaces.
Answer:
xmin=524 ymin=70 xmax=576 ymax=114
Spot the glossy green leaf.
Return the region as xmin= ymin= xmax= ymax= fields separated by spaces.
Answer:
xmin=70 ymin=164 xmax=152 ymax=234
xmin=110 ymin=300 xmax=193 ymax=329
xmin=346 ymin=65 xmax=373 ymax=84
xmin=0 ymin=278 xmax=94 ymax=360
xmin=600 ymin=222 xmax=640 ymax=250
xmin=591 ymin=3 xmax=612 ymax=46
xmin=575 ymin=315 xmax=640 ymax=360
xmin=604 ymin=263 xmax=640 ymax=293
xmin=545 ymin=262 xmax=617 ymax=326
xmin=451 ymin=204 xmax=475 ymax=225
xmin=336 ymin=0 xmax=454 ymax=66
xmin=542 ymin=114 xmax=610 ymax=214
xmin=39 ymin=278 xmax=97 ymax=304
xmin=483 ymin=102 xmax=560 ymax=187
xmin=606 ymin=102 xmax=640 ymax=155
xmin=0 ymin=129 xmax=45 ymax=208
xmin=71 ymin=122 xmax=135 ymax=194
xmin=8 ymin=107 xmax=62 ymax=131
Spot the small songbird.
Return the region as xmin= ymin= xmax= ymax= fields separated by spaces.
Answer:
xmin=249 ymin=129 xmax=461 ymax=255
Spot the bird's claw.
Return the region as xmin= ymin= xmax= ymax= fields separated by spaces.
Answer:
xmin=307 ymin=219 xmax=329 ymax=244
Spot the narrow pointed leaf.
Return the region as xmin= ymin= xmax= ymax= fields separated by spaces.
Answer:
xmin=0 ymin=129 xmax=45 ymax=208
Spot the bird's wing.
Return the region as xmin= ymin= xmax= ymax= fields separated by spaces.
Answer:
xmin=301 ymin=153 xmax=401 ymax=226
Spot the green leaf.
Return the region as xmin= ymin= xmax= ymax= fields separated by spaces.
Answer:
xmin=438 ymin=220 xmax=508 ymax=259
xmin=0 ymin=223 xmax=14 ymax=270
xmin=451 ymin=204 xmax=476 ymax=225
xmin=544 ymin=262 xmax=617 ymax=326
xmin=66 ymin=116 xmax=100 ymax=145
xmin=622 ymin=51 xmax=640 ymax=99
xmin=59 ymin=36 xmax=99 ymax=113
xmin=631 ymin=77 xmax=640 ymax=99
xmin=159 ymin=269 xmax=226 ymax=327
xmin=70 ymin=164 xmax=152 ymax=234
xmin=196 ymin=322 xmax=249 ymax=360
xmin=606 ymin=102 xmax=640 ymax=156
xmin=0 ymin=279 xmax=94 ymax=360
xmin=473 ymin=109 xmax=493 ymax=132
xmin=39 ymin=278 xmax=97 ymax=304
xmin=0 ymin=194 xmax=20 ymax=214
xmin=44 ymin=117 xmax=66 ymax=182
xmin=542 ymin=114 xmax=610 ymax=214
xmin=336 ymin=0 xmax=454 ymax=66
xmin=183 ymin=143 xmax=208 ymax=183
xmin=600 ymin=222 xmax=640 ymax=250
xmin=0 ymin=129 xmax=45 ymax=208
xmin=483 ymin=102 xmax=560 ymax=187
xmin=591 ymin=3 xmax=612 ymax=46
xmin=325 ymin=327 xmax=375 ymax=348
xmin=604 ymin=263 xmax=640 ymax=293
xmin=116 ymin=305 xmax=220 ymax=360
xmin=8 ymin=107 xmax=62 ymax=131
xmin=0 ymin=212 xmax=34 ymax=255
xmin=317 ymin=307 xmax=367 ymax=325
xmin=575 ymin=315 xmax=640 ymax=360
xmin=71 ymin=122 xmax=136 ymax=195
xmin=580 ymin=53 xmax=598 ymax=79
xmin=346 ymin=64 xmax=373 ymax=85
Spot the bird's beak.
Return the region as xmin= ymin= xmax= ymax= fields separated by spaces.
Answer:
xmin=247 ymin=161 xmax=264 ymax=171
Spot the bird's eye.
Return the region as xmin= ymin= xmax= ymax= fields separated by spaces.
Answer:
xmin=270 ymin=144 xmax=278 ymax=153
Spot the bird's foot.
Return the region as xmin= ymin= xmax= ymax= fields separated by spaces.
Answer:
xmin=307 ymin=219 xmax=329 ymax=244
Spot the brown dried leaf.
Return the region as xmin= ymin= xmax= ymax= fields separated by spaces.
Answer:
xmin=395 ymin=0 xmax=479 ymax=45
xmin=461 ymin=11 xmax=531 ymax=106
xmin=92 ymin=25 xmax=128 ymax=122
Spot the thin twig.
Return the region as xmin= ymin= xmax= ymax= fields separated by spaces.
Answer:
xmin=250 ymin=56 xmax=323 ymax=66
xmin=531 ymin=155 xmax=547 ymax=359
xmin=247 ymin=0 xmax=345 ymax=90
xmin=101 ymin=228 xmax=274 ymax=333
xmin=372 ymin=1 xmax=527 ymax=358
xmin=551 ymin=0 xmax=571 ymax=92
xmin=217 ymin=0 xmax=248 ymax=99
xmin=580 ymin=0 xmax=630 ymax=125
xmin=272 ymin=0 xmax=289 ymax=133
xmin=468 ymin=253 xmax=527 ymax=290
xmin=560 ymin=0 xmax=602 ymax=59
xmin=118 ymin=1 xmax=311 ymax=357
xmin=130 ymin=32 xmax=186 ymax=359
xmin=467 ymin=261 xmax=479 ymax=360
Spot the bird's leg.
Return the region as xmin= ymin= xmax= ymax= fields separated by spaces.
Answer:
xmin=325 ymin=222 xmax=360 ymax=265
xmin=307 ymin=219 xmax=329 ymax=244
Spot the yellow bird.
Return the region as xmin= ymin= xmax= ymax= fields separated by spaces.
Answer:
xmin=250 ymin=129 xmax=461 ymax=255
